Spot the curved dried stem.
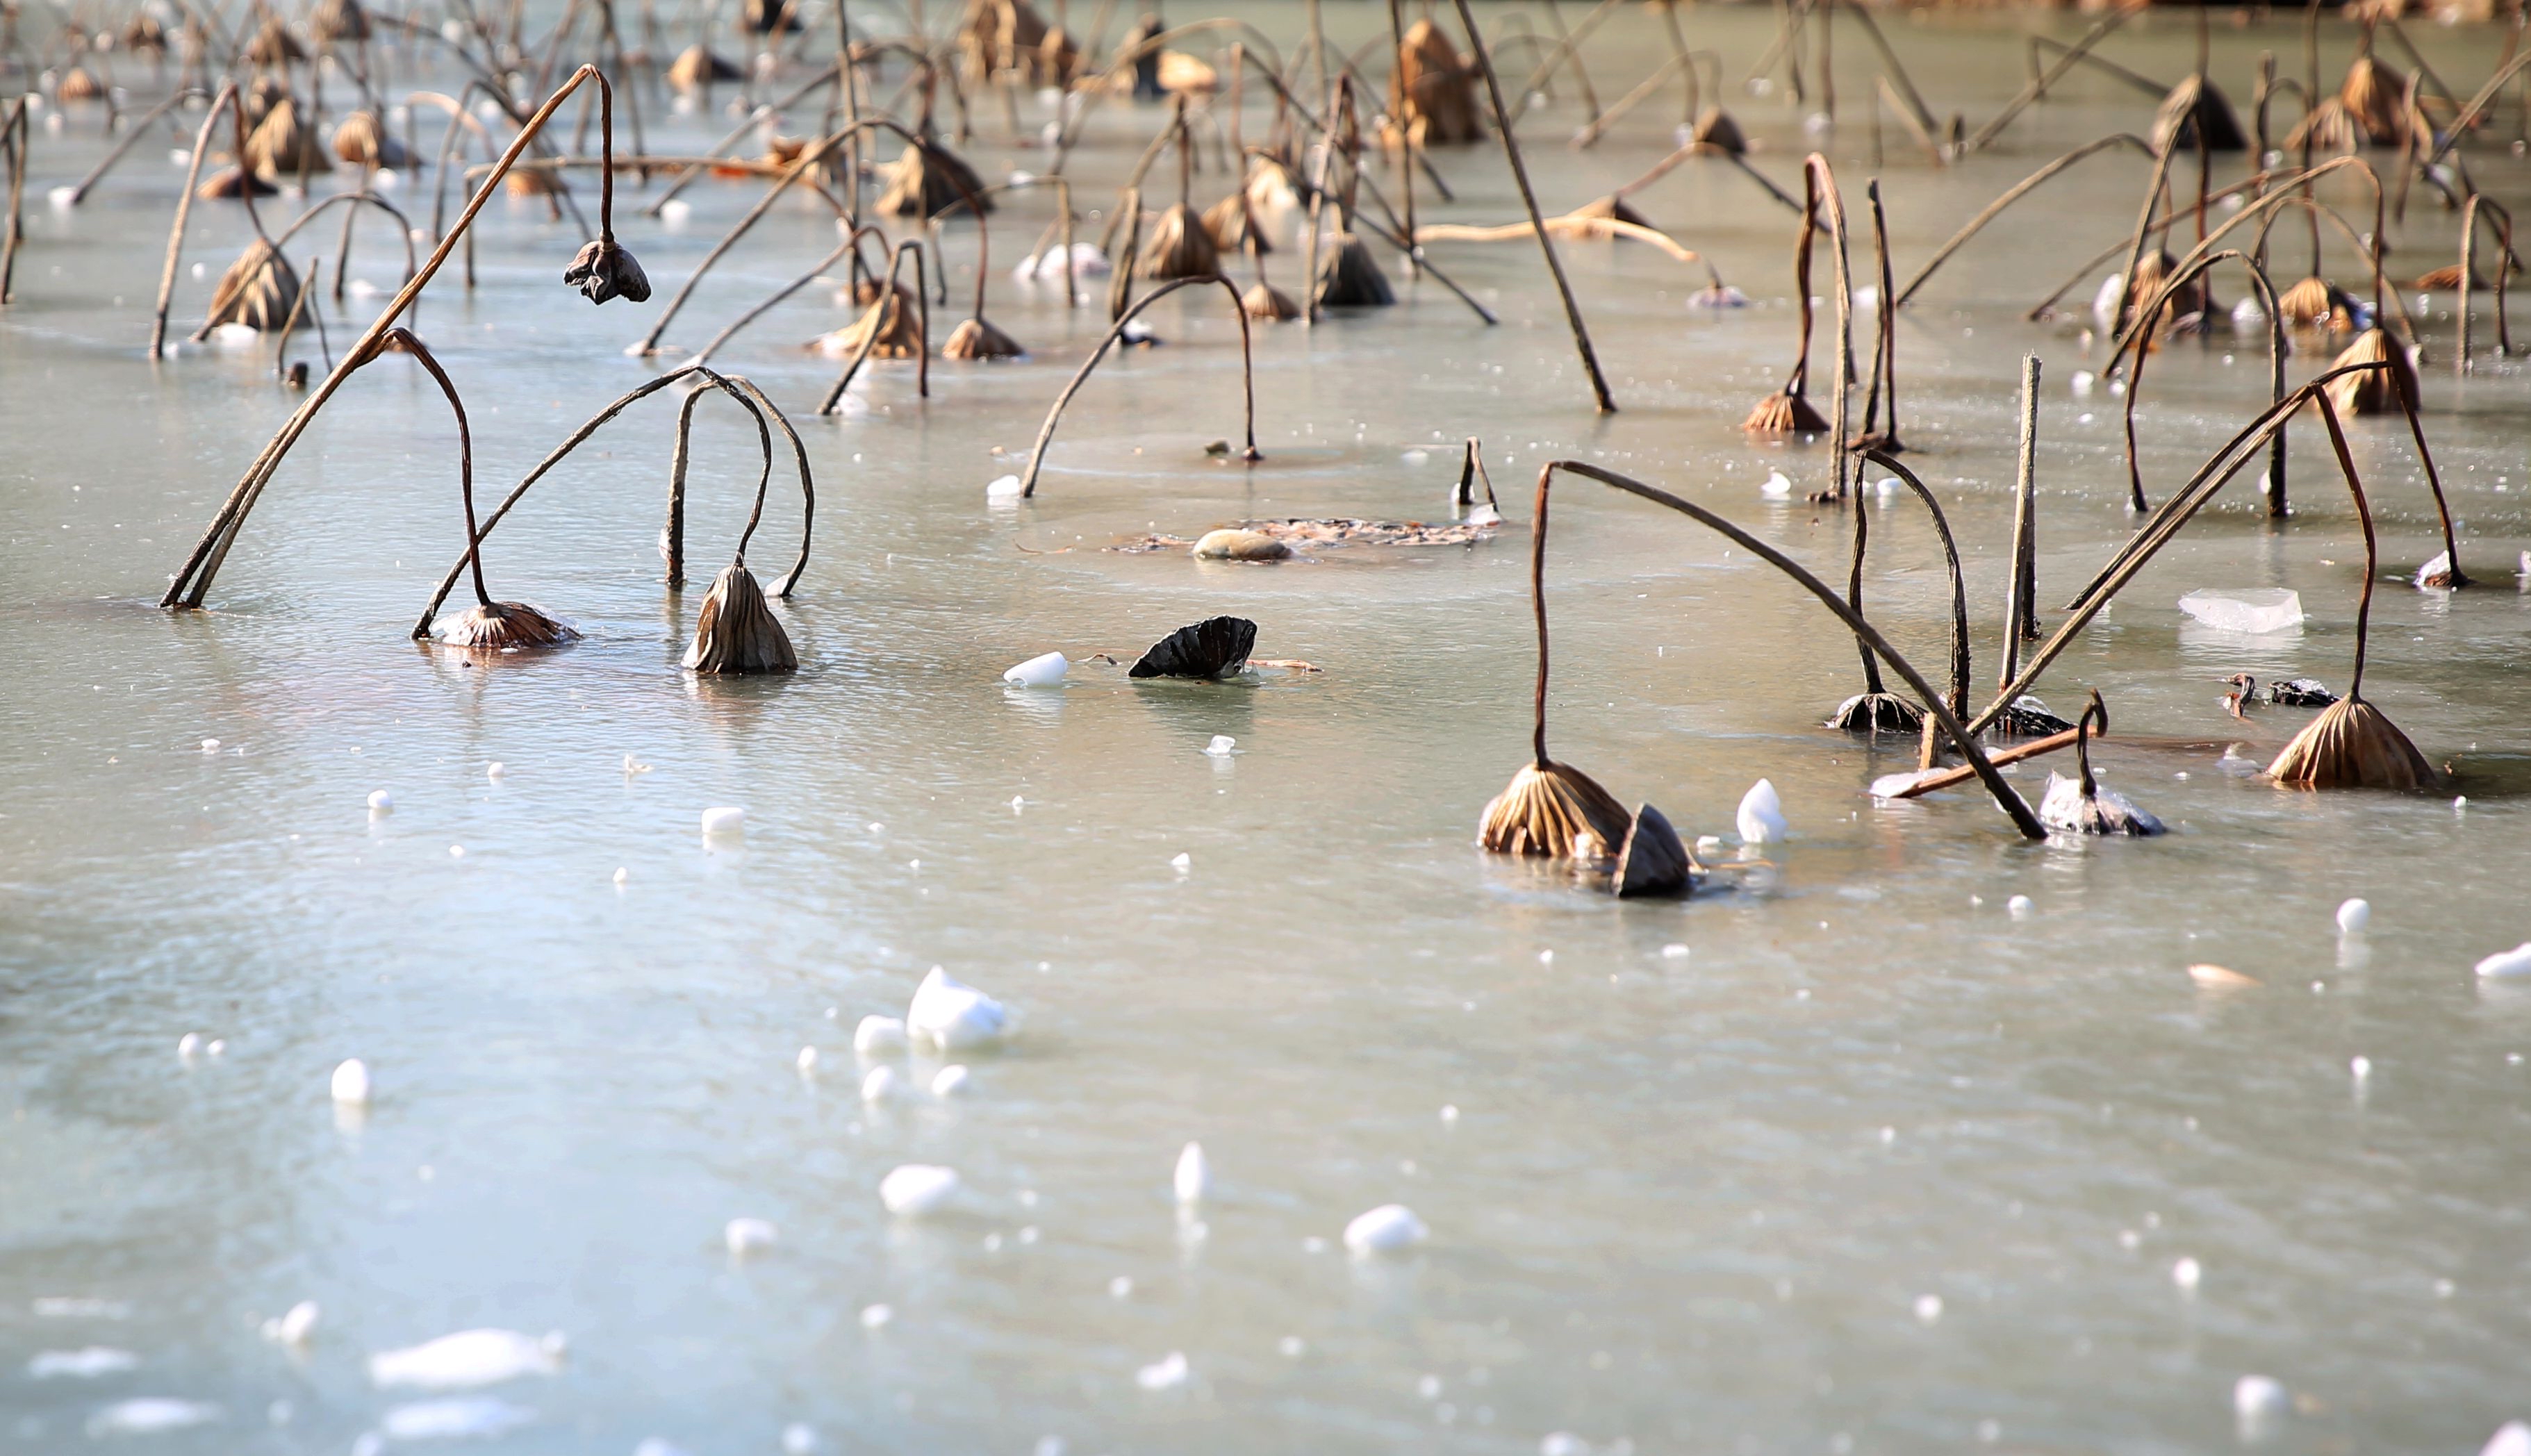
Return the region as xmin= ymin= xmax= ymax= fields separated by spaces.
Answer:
xmin=1892 ymin=135 xmax=2154 ymax=309
xmin=815 ymin=236 xmax=931 ymax=412
xmin=1858 ymin=448 xmax=1970 ymax=723
xmin=2109 ymin=249 xmax=2287 ymax=517
xmin=1016 ymin=274 xmax=1259 ymax=498
xmin=149 ymin=81 xmax=239 ymax=358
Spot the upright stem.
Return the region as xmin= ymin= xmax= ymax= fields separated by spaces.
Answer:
xmin=151 ymin=84 xmax=240 ymax=356
xmin=2003 ymin=354 xmax=2041 ymax=689
xmin=2309 ymin=395 xmax=2376 ymax=700
xmin=1531 ymin=461 xmax=1553 ymax=768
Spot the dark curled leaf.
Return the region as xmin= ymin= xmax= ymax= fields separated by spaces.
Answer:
xmin=1130 ymin=616 xmax=1258 ymax=679
xmin=566 ymin=238 xmax=652 ymax=305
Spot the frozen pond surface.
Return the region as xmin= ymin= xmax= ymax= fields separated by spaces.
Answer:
xmin=6 ymin=7 xmax=2531 ymax=1453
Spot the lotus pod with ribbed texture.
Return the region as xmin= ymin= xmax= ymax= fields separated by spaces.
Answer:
xmin=877 ymin=140 xmax=989 ymax=218
xmin=1139 ymin=204 xmax=1219 ymax=281
xmin=203 ymin=240 xmax=302 ymax=331
xmin=683 ymin=561 xmax=795 ymax=674
xmin=2340 ymin=52 xmax=2409 ymax=147
xmin=1241 ymin=279 xmax=1299 ymax=322
xmin=245 ymin=97 xmax=331 ymax=179
xmin=2268 ymin=697 xmax=2437 ymax=789
xmin=55 ymin=66 xmax=104 ymax=101
xmin=433 ymin=602 xmax=579 ymax=650
xmin=1390 ymin=18 xmax=1480 ymax=144
xmin=2324 ymin=329 xmax=2414 ymax=415
xmin=243 ymin=15 xmax=306 ymax=64
xmin=1157 ymin=51 xmax=1217 ymax=94
xmin=1742 ymin=389 xmax=1829 ymax=436
xmin=1481 ymin=761 xmax=1630 ymax=859
xmin=823 ymin=283 xmax=923 ymax=358
xmin=2276 ymin=274 xmax=2350 ymax=329
xmin=1202 ymin=192 xmax=1267 ymax=254
xmin=941 ymin=316 xmax=1024 ymax=360
xmin=1314 ymin=233 xmax=1392 ymax=308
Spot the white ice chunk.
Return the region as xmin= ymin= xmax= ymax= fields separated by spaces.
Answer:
xmin=331 ymin=1059 xmax=371 ymax=1105
xmin=368 ymin=790 xmax=394 ymax=812
xmin=85 ymin=1400 xmax=220 ymax=1436
xmin=1342 ymin=1204 xmax=1427 ymax=1256
xmin=930 ymin=1064 xmax=970 ymax=1097
xmin=725 ymin=1218 xmax=778 ymax=1256
xmin=368 ymin=1329 xmax=564 ymax=1389
xmin=379 ymin=1397 xmax=535 ymax=1441
xmin=860 ymin=1066 xmax=900 ymax=1103
xmin=1204 ymin=735 xmax=1236 ymax=756
xmin=1760 ymin=470 xmax=1793 ymax=499
xmin=700 ymin=805 xmax=745 ymax=834
xmin=2476 ymin=943 xmax=2531 ymax=979
xmin=260 ymin=1301 xmax=320 ymax=1346
xmin=1135 ymin=1352 xmax=1189 ymax=1391
xmin=1173 ymin=1142 xmax=1210 ymax=1205
xmin=2177 ymin=587 xmax=2302 ymax=634
xmin=1003 ymin=650 xmax=1066 ymax=685
xmin=908 ymin=968 xmax=1007 ymax=1050
xmin=28 ymin=1347 xmax=138 ymax=1378
xmin=987 ymin=474 xmax=1025 ymax=499
xmin=879 ymin=1164 xmax=959 ymax=1216
xmin=1737 ymin=779 xmax=1786 ymax=843
xmin=853 ymin=1015 xmax=908 ymax=1054
xmin=2482 ymin=1423 xmax=2531 ymax=1456
xmin=2336 ymin=898 xmax=2371 ymax=934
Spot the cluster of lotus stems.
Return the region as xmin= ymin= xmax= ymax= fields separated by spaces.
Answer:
xmin=0 ymin=0 xmax=2515 ymax=850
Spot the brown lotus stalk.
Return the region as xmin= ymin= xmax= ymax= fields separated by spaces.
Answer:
xmin=1140 ymin=99 xmax=1219 ymax=281
xmin=818 ymin=240 xmax=930 ymax=410
xmin=1016 ymin=276 xmax=1260 ymax=497
xmin=1745 ymin=158 xmax=1845 ymax=438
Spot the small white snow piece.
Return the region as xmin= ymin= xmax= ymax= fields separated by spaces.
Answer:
xmin=1109 ymin=1275 xmax=1134 ymax=1299
xmin=2229 ymin=297 xmax=2267 ymax=332
xmin=368 ymin=791 xmax=394 ymax=812
xmin=2070 ymin=370 xmax=2097 ymax=396
xmin=2416 ymin=551 xmax=2455 ymax=589
xmin=906 ymin=967 xmax=1009 ymax=1050
xmin=987 ymin=474 xmax=1025 ymax=500
xmin=2480 ymin=1421 xmax=2531 ymax=1456
xmin=1737 ymin=779 xmax=1786 ymax=844
xmin=2188 ymin=963 xmax=2261 ymax=988
xmin=260 ymin=1301 xmax=320 ymax=1346
xmin=1760 ymin=470 xmax=1794 ymax=499
xmin=612 ymin=868 xmax=629 ymax=885
xmin=28 ymin=1347 xmax=139 ymax=1378
xmin=2476 ymin=943 xmax=2531 ymax=979
xmin=2351 ymin=1055 xmax=2373 ymax=1082
xmin=780 ymin=1423 xmax=819 ymax=1456
xmin=2234 ymin=1375 xmax=2289 ymax=1421
xmin=659 ymin=199 xmax=693 ymax=228
xmin=178 ymin=1033 xmax=204 ymax=1059
xmin=1913 ymin=1294 xmax=1943 ymax=1323
xmin=201 ymin=738 xmax=221 ymax=752
xmin=1204 ymin=735 xmax=1237 ymax=756
xmin=1119 ymin=319 xmax=1157 ymax=345
xmin=2006 ymin=895 xmax=2036 ymax=920
xmin=1660 ymin=943 xmax=1690 ymax=960
xmin=1170 ymin=852 xmax=1192 ymax=873
xmin=368 ymin=1329 xmax=565 ymax=1389
xmin=1003 ymin=651 xmax=1066 ymax=686
xmin=1874 ymin=476 xmax=1899 ymax=499
xmin=1342 ymin=1204 xmax=1428 ymax=1256
xmin=85 ymin=1399 xmax=222 ymax=1436
xmin=331 ymin=1059 xmax=371 ymax=1105
xmin=854 ymin=1015 xmax=909 ymax=1054
xmin=207 ymin=1041 xmax=224 ymax=1056
xmin=795 ymin=1045 xmax=818 ymax=1073
xmin=1440 ymin=1105 xmax=1460 ymax=1125
xmin=879 ymin=1164 xmax=960 ymax=1216
xmin=380 ymin=1398 xmax=536 ymax=1441
xmin=622 ymin=754 xmax=652 ymax=775
xmin=485 ymin=762 xmax=506 ymax=780
xmin=860 ymin=1066 xmax=900 ymax=1104
xmin=921 ymin=1065 xmax=966 ymax=1098
xmin=858 ymin=1305 xmax=893 ymax=1330
xmin=2172 ymin=1256 xmax=2203 ymax=1291
xmin=1135 ymin=1352 xmax=1189 ymax=1391
xmin=634 ymin=1440 xmax=693 ymax=1456
xmin=1541 ymin=1434 xmax=1591 ymax=1456
xmin=700 ymin=806 xmax=745 ymax=835
xmin=2177 ymin=587 xmax=2303 ymax=634
xmin=2336 ymin=898 xmax=2371 ymax=935
xmin=449 ymin=845 xmax=465 ymax=859
xmin=724 ymin=1218 xmax=778 ymax=1256
xmin=1173 ymin=1143 xmax=1210 ymax=1205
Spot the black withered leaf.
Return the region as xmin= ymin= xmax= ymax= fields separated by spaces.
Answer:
xmin=1129 ymin=615 xmax=1258 ymax=680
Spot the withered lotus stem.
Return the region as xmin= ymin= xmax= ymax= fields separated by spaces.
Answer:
xmin=683 ymin=561 xmax=796 ymax=674
xmin=566 ymin=238 xmax=652 ymax=305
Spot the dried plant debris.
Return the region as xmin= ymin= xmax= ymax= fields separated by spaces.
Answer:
xmin=1130 ymin=616 xmax=1258 ymax=679
xmin=683 ymin=561 xmax=796 ymax=675
xmin=1118 ymin=518 xmax=1501 ymax=555
xmin=2038 ymin=692 xmax=2164 ymax=836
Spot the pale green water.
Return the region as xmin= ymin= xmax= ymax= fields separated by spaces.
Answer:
xmin=6 ymin=7 xmax=2531 ymax=1454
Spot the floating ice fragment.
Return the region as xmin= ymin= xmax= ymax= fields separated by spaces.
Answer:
xmin=1660 ymin=943 xmax=1690 ymax=959
xmin=854 ymin=1015 xmax=909 ymax=1054
xmin=700 ymin=806 xmax=745 ymax=835
xmin=1694 ymin=835 xmax=1723 ymax=853
xmin=725 ymin=1218 xmax=777 ymax=1256
xmin=331 ymin=1059 xmax=371 ymax=1105
xmin=1403 ymin=449 xmax=1431 ymax=465
xmin=1109 ymin=1276 xmax=1133 ymax=1299
xmin=1343 ymin=1204 xmax=1427 ymax=1256
xmin=1913 ymin=1294 xmax=1943 ymax=1323
xmin=485 ymin=762 xmax=505 ymax=781
xmin=2336 ymin=898 xmax=2371 ymax=934
xmin=178 ymin=1032 xmax=202 ymax=1059
xmin=1003 ymin=651 xmax=1066 ymax=686
xmin=28 ymin=1347 xmax=138 ymax=1378
xmin=448 ymin=845 xmax=465 ymax=859
xmin=907 ymin=967 xmax=1008 ymax=1050
xmin=1173 ymin=1143 xmax=1210 ymax=1205
xmin=879 ymin=1164 xmax=959 ymax=1216
xmin=860 ymin=1066 xmax=900 ymax=1103
xmin=1873 ymin=476 xmax=1899 ymax=499
xmin=2070 ymin=370 xmax=2096 ymax=396
xmin=86 ymin=1399 xmax=221 ymax=1435
xmin=987 ymin=474 xmax=1025 ymax=500
xmin=2188 ymin=963 xmax=2260 ymax=988
xmin=1170 ymin=852 xmax=1192 ymax=873
xmin=931 ymin=1065 xmax=971 ymax=1096
xmin=379 ymin=1397 xmax=535 ymax=1441
xmin=2177 ymin=588 xmax=2302 ymax=634
xmin=2482 ymin=1422 xmax=2531 ymax=1456
xmin=859 ymin=1305 xmax=892 ymax=1330
xmin=2006 ymin=895 xmax=2035 ymax=919
xmin=201 ymin=738 xmax=220 ymax=752
xmin=781 ymin=1423 xmax=819 ymax=1455
xmin=1737 ymin=779 xmax=1786 ymax=843
xmin=2416 ymin=551 xmax=2455 ymax=589
xmin=2476 ymin=943 xmax=2531 ymax=979
xmin=370 ymin=1330 xmax=563 ymax=1390
xmin=260 ymin=1301 xmax=320 ymax=1346
xmin=2230 ymin=297 xmax=2266 ymax=331
xmin=1760 ymin=470 xmax=1793 ymax=500
xmin=1869 ymin=768 xmax=1940 ymax=799
xmin=368 ymin=790 xmax=394 ymax=812
xmin=613 ymin=868 xmax=629 ymax=885
xmin=1135 ymin=1352 xmax=1189 ymax=1391
xmin=1541 ymin=1434 xmax=1591 ymax=1456
xmin=2172 ymin=1256 xmax=2202 ymax=1290
xmin=1204 ymin=735 xmax=1237 ymax=757
xmin=2234 ymin=1375 xmax=2289 ymax=1421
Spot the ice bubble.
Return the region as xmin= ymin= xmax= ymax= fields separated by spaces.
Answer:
xmin=907 ymin=967 xmax=1008 ymax=1050
xmin=2172 ymin=1256 xmax=2202 ymax=1290
xmin=2177 ymin=588 xmax=2303 ymax=634
xmin=1135 ymin=1351 xmax=1189 ymax=1391
xmin=86 ymin=1399 xmax=221 ymax=1436
xmin=379 ymin=1397 xmax=535 ymax=1441
xmin=700 ymin=805 xmax=745 ymax=835
xmin=1204 ymin=735 xmax=1237 ymax=756
xmin=1343 ymin=1204 xmax=1428 ymax=1256
xmin=860 ymin=1066 xmax=900 ymax=1103
xmin=1737 ymin=779 xmax=1786 ymax=843
xmin=368 ymin=790 xmax=393 ymax=812
xmin=858 ymin=1305 xmax=892 ymax=1330
xmin=1003 ymin=650 xmax=1066 ymax=685
xmin=2007 ymin=895 xmax=2035 ymax=919
xmin=2336 ymin=898 xmax=2371 ymax=934
xmin=725 ymin=1218 xmax=778 ymax=1256
xmin=880 ymin=1164 xmax=960 ymax=1216
xmin=331 ymin=1059 xmax=371 ymax=1105
xmin=368 ymin=1329 xmax=564 ymax=1389
xmin=28 ymin=1347 xmax=138 ymax=1378
xmin=260 ymin=1300 xmax=320 ymax=1346
xmin=1173 ymin=1142 xmax=1210 ymax=1205
xmin=1760 ymin=470 xmax=1793 ymax=499
xmin=2476 ymin=943 xmax=2531 ymax=979
xmin=930 ymin=1064 xmax=971 ymax=1096
xmin=855 ymin=1015 xmax=909 ymax=1054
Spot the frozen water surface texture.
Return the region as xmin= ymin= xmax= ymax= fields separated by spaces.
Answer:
xmin=5 ymin=8 xmax=2531 ymax=1456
